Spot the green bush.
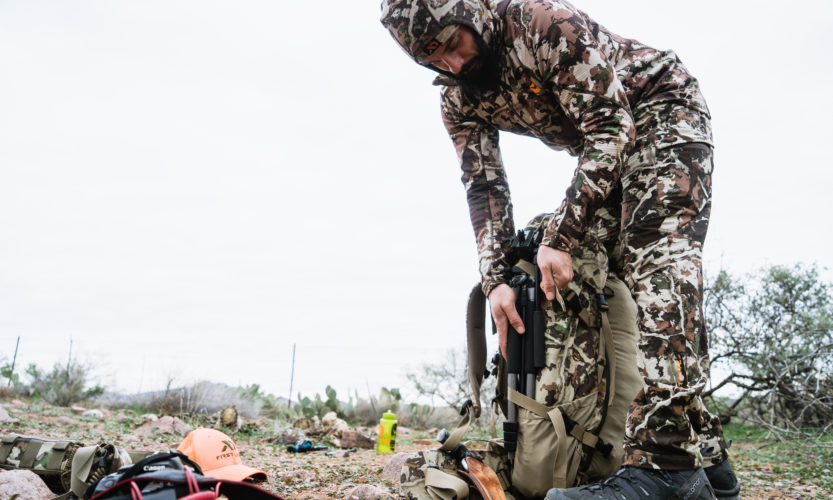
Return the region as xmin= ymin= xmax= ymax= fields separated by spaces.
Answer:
xmin=24 ymin=361 xmax=104 ymax=406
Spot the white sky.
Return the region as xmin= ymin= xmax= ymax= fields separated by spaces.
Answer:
xmin=1 ymin=1 xmax=831 ymax=403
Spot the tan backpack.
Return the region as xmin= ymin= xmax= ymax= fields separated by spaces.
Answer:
xmin=465 ymin=214 xmax=643 ymax=498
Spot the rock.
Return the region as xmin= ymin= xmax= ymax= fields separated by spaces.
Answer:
xmin=413 ymin=439 xmax=434 ymax=446
xmin=326 ymin=449 xmax=354 ymax=458
xmin=83 ymin=409 xmax=104 ymax=419
xmin=343 ymin=484 xmax=393 ymax=500
xmin=276 ymin=469 xmax=312 ymax=485
xmin=320 ymin=412 xmax=350 ymax=438
xmin=293 ymin=416 xmax=323 ymax=436
xmin=321 ymin=411 xmax=338 ymax=428
xmin=381 ymin=452 xmax=411 ymax=482
xmin=71 ymin=405 xmax=86 ymax=414
xmin=339 ymin=430 xmax=374 ymax=449
xmin=270 ymin=426 xmax=305 ymax=445
xmin=10 ymin=400 xmax=23 ymax=406
xmin=0 ymin=407 xmax=16 ymax=424
xmin=331 ymin=418 xmax=350 ymax=438
xmin=397 ymin=426 xmax=412 ymax=435
xmin=0 ymin=470 xmax=55 ymax=500
xmin=138 ymin=413 xmax=159 ymax=425
xmin=55 ymin=416 xmax=76 ymax=426
xmin=219 ymin=406 xmax=239 ymax=429
xmin=133 ymin=416 xmax=192 ymax=437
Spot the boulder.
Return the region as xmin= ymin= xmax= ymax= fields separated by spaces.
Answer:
xmin=339 ymin=430 xmax=374 ymax=449
xmin=381 ymin=452 xmax=411 ymax=482
xmin=133 ymin=416 xmax=192 ymax=437
xmin=0 ymin=470 xmax=54 ymax=500
xmin=293 ymin=416 xmax=323 ymax=436
xmin=270 ymin=426 xmax=305 ymax=446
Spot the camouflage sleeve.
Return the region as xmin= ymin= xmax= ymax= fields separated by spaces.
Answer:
xmin=441 ymin=87 xmax=515 ymax=297
xmin=506 ymin=0 xmax=635 ymax=252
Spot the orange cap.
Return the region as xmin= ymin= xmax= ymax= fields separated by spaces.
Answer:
xmin=177 ymin=428 xmax=267 ymax=482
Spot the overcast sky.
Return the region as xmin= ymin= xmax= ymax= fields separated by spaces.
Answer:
xmin=1 ymin=1 xmax=831 ymax=404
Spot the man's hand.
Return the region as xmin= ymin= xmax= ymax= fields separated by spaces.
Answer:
xmin=488 ymin=284 xmax=524 ymax=359
xmin=538 ymin=245 xmax=573 ymax=301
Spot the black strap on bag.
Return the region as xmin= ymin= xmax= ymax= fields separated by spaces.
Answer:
xmin=87 ymin=452 xmax=283 ymax=500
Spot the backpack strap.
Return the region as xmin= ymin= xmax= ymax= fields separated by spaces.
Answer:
xmin=438 ymin=405 xmax=473 ymax=453
xmin=0 ymin=434 xmax=19 ymax=465
xmin=424 ymin=467 xmax=470 ymax=500
xmin=507 ymin=390 xmax=612 ymax=457
xmin=466 ymin=283 xmax=488 ymax=419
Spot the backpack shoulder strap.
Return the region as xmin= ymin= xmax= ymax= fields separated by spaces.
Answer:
xmin=466 ymin=283 xmax=488 ymax=418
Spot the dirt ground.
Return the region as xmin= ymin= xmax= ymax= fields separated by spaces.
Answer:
xmin=1 ymin=399 xmax=829 ymax=499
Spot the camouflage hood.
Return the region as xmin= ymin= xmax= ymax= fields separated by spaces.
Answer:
xmin=380 ymin=0 xmax=497 ymax=65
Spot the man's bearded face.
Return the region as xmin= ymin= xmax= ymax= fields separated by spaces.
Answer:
xmin=421 ymin=25 xmax=500 ymax=96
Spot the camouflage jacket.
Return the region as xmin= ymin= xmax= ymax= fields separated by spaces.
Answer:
xmin=381 ymin=0 xmax=711 ymax=295
xmin=444 ymin=0 xmax=713 ymax=295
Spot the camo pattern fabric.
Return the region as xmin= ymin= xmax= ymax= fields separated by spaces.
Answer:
xmin=380 ymin=0 xmax=727 ymax=471
xmin=380 ymin=0 xmax=496 ymax=62
xmin=0 ymin=435 xmax=81 ymax=492
xmin=619 ymin=105 xmax=727 ymax=470
xmin=399 ymin=447 xmax=512 ymax=499
xmin=518 ymin=213 xmax=608 ymax=416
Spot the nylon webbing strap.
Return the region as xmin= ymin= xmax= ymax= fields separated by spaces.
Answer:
xmin=508 ymin=389 xmax=611 ymax=454
xmin=549 ymin=406 xmax=569 ymax=489
xmin=507 ymin=388 xmax=548 ymax=418
xmin=70 ymin=446 xmax=98 ymax=497
xmin=46 ymin=441 xmax=71 ymax=470
xmin=425 ymin=467 xmax=469 ymax=500
xmin=466 ymin=283 xmax=488 ymax=419
xmin=19 ymin=438 xmax=43 ymax=468
xmin=439 ymin=406 xmax=472 ymax=453
xmin=0 ymin=435 xmax=17 ymax=463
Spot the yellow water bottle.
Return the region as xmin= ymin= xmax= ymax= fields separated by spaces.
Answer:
xmin=377 ymin=411 xmax=397 ymax=453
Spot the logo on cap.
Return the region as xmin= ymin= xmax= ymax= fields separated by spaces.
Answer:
xmin=423 ymin=39 xmax=442 ymax=55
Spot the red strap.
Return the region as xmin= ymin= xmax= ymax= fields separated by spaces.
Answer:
xmin=184 ymin=467 xmax=200 ymax=493
xmin=180 ymin=493 xmax=217 ymax=500
xmin=130 ymin=482 xmax=142 ymax=500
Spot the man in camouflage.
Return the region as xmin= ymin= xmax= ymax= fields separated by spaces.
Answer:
xmin=380 ymin=0 xmax=740 ymax=498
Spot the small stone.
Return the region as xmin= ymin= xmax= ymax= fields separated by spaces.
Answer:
xmin=277 ymin=469 xmax=312 ymax=484
xmin=133 ymin=416 xmax=191 ymax=437
xmin=327 ymin=448 xmax=356 ymax=458
xmin=0 ymin=407 xmax=15 ymax=424
xmin=413 ymin=439 xmax=434 ymax=446
xmin=0 ymin=470 xmax=54 ymax=500
xmin=55 ymin=416 xmax=76 ymax=426
xmin=71 ymin=405 xmax=86 ymax=414
xmin=343 ymin=484 xmax=393 ymax=500
xmin=219 ymin=406 xmax=239 ymax=429
xmin=381 ymin=452 xmax=411 ymax=482
xmin=82 ymin=409 xmax=104 ymax=419
xmin=138 ymin=413 xmax=158 ymax=425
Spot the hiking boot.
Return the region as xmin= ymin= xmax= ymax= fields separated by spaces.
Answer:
xmin=704 ymin=460 xmax=740 ymax=500
xmin=545 ymin=466 xmax=715 ymax=500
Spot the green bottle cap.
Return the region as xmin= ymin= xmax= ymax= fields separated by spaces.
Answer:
xmin=383 ymin=411 xmax=396 ymax=420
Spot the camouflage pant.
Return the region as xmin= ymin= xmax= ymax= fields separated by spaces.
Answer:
xmin=618 ymin=115 xmax=728 ymax=470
